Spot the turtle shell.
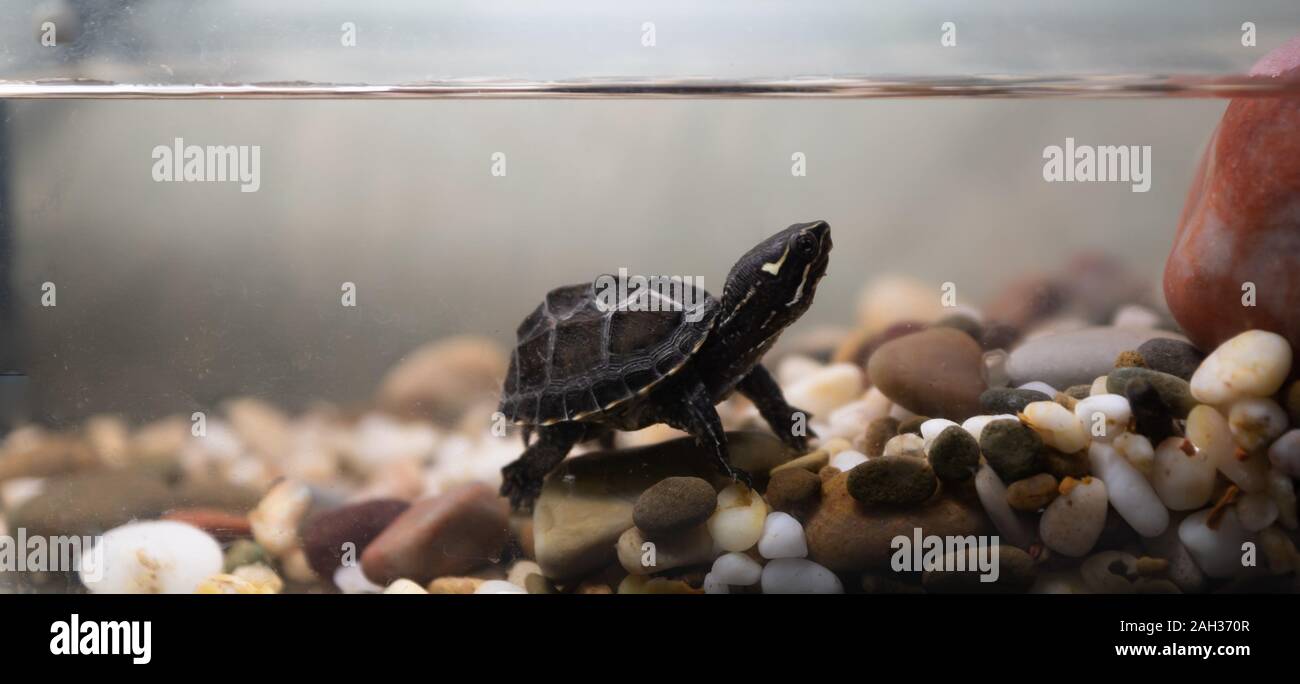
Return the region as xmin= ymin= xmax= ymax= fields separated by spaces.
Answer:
xmin=499 ymin=277 xmax=717 ymax=425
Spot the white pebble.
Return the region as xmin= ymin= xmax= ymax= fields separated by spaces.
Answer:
xmin=1236 ymin=492 xmax=1279 ymax=532
xmin=829 ymin=449 xmax=869 ymax=471
xmin=882 ymin=434 xmax=925 ymax=459
xmin=1190 ymin=330 xmax=1292 ymax=405
xmin=1113 ymin=432 xmax=1154 ymax=478
xmin=757 ymin=512 xmax=808 ymax=559
xmin=1088 ymin=442 xmax=1168 ymax=537
xmin=1089 ymin=375 xmax=1110 ymax=396
xmin=383 ymin=579 xmax=428 ymax=594
xmin=1178 ymin=508 xmax=1252 ymax=578
xmin=776 ymin=355 xmax=824 ymax=387
xmin=826 ymin=399 xmax=887 ymax=441
xmin=784 ymin=363 xmax=864 ymax=418
xmin=888 ymin=402 xmax=918 ymax=422
xmin=860 ymin=387 xmax=894 ymax=423
xmin=249 ymin=479 xmax=312 ymax=557
xmin=760 ymin=558 xmax=844 ymax=594
xmin=707 ymin=484 xmax=768 ymax=552
xmin=1227 ymin=397 xmax=1288 ymax=452
xmin=1152 ymin=436 xmax=1216 ymax=510
xmin=703 ymin=572 xmax=730 ymax=594
xmin=1187 ymin=405 xmax=1269 ymax=493
xmin=334 ymin=564 xmax=383 ymax=594
xmin=506 ymin=560 xmax=542 ymax=588
xmin=1017 ymin=381 xmax=1058 ymax=396
xmin=711 ymin=552 xmax=763 ymax=586
xmin=1022 ymin=401 xmax=1090 ymax=453
xmin=1268 ymin=429 xmax=1300 ymax=477
xmin=1074 ymin=394 xmax=1131 ymax=442
xmin=1112 ymin=304 xmax=1162 ymax=329
xmin=475 ymin=579 xmax=527 ymax=594
xmin=920 ymin=418 xmax=959 ymax=447
xmin=1039 ymin=477 xmax=1108 ymax=557
xmin=1269 ymin=468 xmax=1297 ymax=530
xmin=974 ymin=464 xmax=1034 ymax=548
xmin=962 ymin=414 xmax=1019 ymax=443
xmin=82 ymin=521 xmax=222 ymax=594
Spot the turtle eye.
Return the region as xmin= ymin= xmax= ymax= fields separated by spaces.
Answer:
xmin=795 ymin=233 xmax=818 ymax=257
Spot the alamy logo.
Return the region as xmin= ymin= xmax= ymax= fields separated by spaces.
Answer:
xmin=151 ymin=137 xmax=261 ymax=192
xmin=0 ymin=528 xmax=102 ymax=580
xmin=50 ymin=614 xmax=152 ymax=664
xmin=890 ymin=529 xmax=1001 ymax=583
xmin=593 ymin=269 xmax=707 ymax=323
xmin=1042 ymin=137 xmax=1151 ymax=192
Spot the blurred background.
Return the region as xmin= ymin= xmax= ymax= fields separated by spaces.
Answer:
xmin=2 ymin=0 xmax=1299 ymax=425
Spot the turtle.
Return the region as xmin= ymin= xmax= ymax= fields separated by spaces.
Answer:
xmin=498 ymin=220 xmax=832 ymax=509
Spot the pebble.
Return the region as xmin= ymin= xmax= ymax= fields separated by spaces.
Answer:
xmin=921 ymin=545 xmax=1037 ymax=593
xmin=757 ymin=511 xmax=809 ymax=559
xmin=927 ymin=426 xmax=981 ymax=482
xmin=426 ymin=576 xmax=484 ymax=594
xmin=300 ymin=498 xmax=409 ymax=577
xmin=1080 ymin=550 xmax=1139 ymax=593
xmin=633 ymin=476 xmax=717 ymax=539
xmin=1005 ymin=327 xmax=1183 ymax=389
xmin=506 ymin=560 xmax=542 ymax=588
xmin=1142 ymin=519 xmax=1207 ymax=593
xmin=1088 ymin=442 xmax=1168 ymax=537
xmin=881 ymin=434 xmax=926 ymax=460
xmin=1123 ymin=377 xmax=1176 ymax=444
xmin=1073 ymin=394 xmax=1131 ymax=442
xmin=760 ymin=558 xmax=844 ymax=594
xmin=525 ymin=574 xmax=556 ymax=594
xmin=1236 ymin=492 xmax=1279 ymax=532
xmin=1106 ymin=367 xmax=1196 ymax=418
xmin=1227 ymin=398 xmax=1288 ymax=452
xmin=807 ymin=471 xmax=990 ymax=571
xmin=856 ymin=275 xmax=948 ymax=331
xmin=384 ymin=578 xmax=428 ymax=594
xmin=1043 ymin=448 xmax=1091 ymax=480
xmin=783 ymin=363 xmax=865 ymax=419
xmin=82 ymin=521 xmax=223 ymax=594
xmin=823 ymin=399 xmax=879 ymax=442
xmin=223 ymin=539 xmax=269 ymax=572
xmin=161 ymin=508 xmax=252 ymax=542
xmin=829 ymin=448 xmax=869 ymax=471
xmin=1137 ymin=338 xmax=1204 ymax=380
xmin=1114 ymin=350 xmax=1147 ymax=369
xmin=1112 ymin=304 xmax=1164 ymax=330
xmin=475 ymin=579 xmax=528 ymax=595
xmin=249 ymin=479 xmax=313 ymax=557
xmin=769 ymin=448 xmax=830 ymax=476
xmin=1113 ymin=432 xmax=1155 ymax=478
xmin=934 ymin=311 xmax=984 ymax=342
xmin=861 ymin=416 xmax=900 ymax=457
xmin=846 ymin=456 xmax=937 ymax=507
xmin=979 ymin=419 xmax=1045 ymax=481
xmin=1190 ymin=330 xmax=1293 ymax=405
xmin=1039 ymin=477 xmax=1108 ymax=557
xmin=533 ymin=432 xmax=788 ymax=579
xmin=375 ymin=336 xmax=508 ymax=424
xmin=1268 ymin=430 xmax=1300 ymax=477
xmin=897 ymin=415 xmax=928 ymax=436
xmin=1021 ymin=401 xmax=1091 ymax=454
xmin=867 ymin=327 xmax=987 ymax=420
xmin=1151 ymin=437 xmax=1216 ymax=511
xmin=1090 ymin=375 xmax=1109 ymax=396
xmin=919 ymin=418 xmax=959 ymax=445
xmin=707 ymin=483 xmax=768 ymax=552
xmin=1005 ymin=473 xmax=1059 ymax=512
xmin=1186 ymin=405 xmax=1269 ymax=493
xmin=360 ymin=482 xmax=510 ymax=584
xmin=974 ymin=465 xmax=1035 ymax=548
xmin=711 ymin=552 xmax=763 ymax=585
xmin=764 ymin=467 xmax=820 ymax=521
xmin=617 ymin=575 xmax=701 ymax=595
xmin=334 ymin=563 xmax=384 ymax=594
xmin=1268 ymin=469 xmax=1297 ymax=529
xmin=979 ymin=388 xmax=1051 ymax=415
xmin=960 ymin=413 xmax=1018 ymax=442
xmin=702 ymin=573 xmax=729 ymax=594
xmin=1178 ymin=508 xmax=1252 ymax=578
xmin=617 ymin=525 xmax=713 ymax=575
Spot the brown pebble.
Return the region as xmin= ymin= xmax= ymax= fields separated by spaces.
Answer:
xmin=765 ymin=468 xmax=821 ymax=521
xmin=1114 ymin=350 xmax=1147 ymax=369
xmin=426 ymin=576 xmax=484 ymax=594
xmin=1064 ymin=384 xmax=1092 ymax=400
xmin=162 ymin=508 xmax=252 ymax=542
xmin=769 ymin=448 xmax=829 ymax=476
xmin=897 ymin=416 xmax=928 ymax=436
xmin=361 ymin=483 xmax=510 ymax=584
xmin=1053 ymin=392 xmax=1078 ymax=411
xmin=576 ymin=582 xmax=613 ymax=594
xmin=525 ymin=573 xmax=556 ymax=594
xmin=819 ymin=465 xmax=842 ymax=483
xmin=1005 ymin=473 xmax=1059 ymax=512
xmin=862 ymin=417 xmax=900 ymax=457
xmin=1044 ymin=448 xmax=1090 ymax=480
xmin=1136 ymin=556 xmax=1170 ymax=577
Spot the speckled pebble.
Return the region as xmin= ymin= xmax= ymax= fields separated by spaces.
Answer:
xmin=979 ymin=419 xmax=1045 ymax=481
xmin=846 ymin=456 xmax=937 ymax=506
xmin=927 ymin=425 xmax=981 ymax=482
xmin=1137 ymin=338 xmax=1204 ymax=380
xmin=1005 ymin=473 xmax=1058 ymax=512
xmin=979 ymin=387 xmax=1051 ymax=415
xmin=633 ymin=476 xmax=717 ymax=539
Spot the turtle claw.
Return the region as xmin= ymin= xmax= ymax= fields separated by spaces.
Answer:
xmin=724 ymin=465 xmax=754 ymax=490
xmin=500 ymin=460 xmax=544 ymax=511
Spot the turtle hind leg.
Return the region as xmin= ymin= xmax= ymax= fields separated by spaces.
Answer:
xmin=501 ymin=422 xmax=585 ymax=511
xmin=737 ymin=364 xmax=816 ymax=453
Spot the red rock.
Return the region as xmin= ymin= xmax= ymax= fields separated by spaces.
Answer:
xmin=360 ymin=483 xmax=510 ymax=584
xmin=1164 ymin=36 xmax=1300 ymax=352
xmin=300 ymin=498 xmax=410 ymax=577
xmin=162 ymin=508 xmax=252 ymax=542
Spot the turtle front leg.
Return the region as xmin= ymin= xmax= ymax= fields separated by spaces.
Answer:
xmin=501 ymin=422 xmax=585 ymax=511
xmin=660 ymin=379 xmax=753 ymax=488
xmin=737 ymin=364 xmax=816 ymax=453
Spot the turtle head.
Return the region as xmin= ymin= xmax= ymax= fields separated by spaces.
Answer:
xmin=719 ymin=220 xmax=832 ymax=339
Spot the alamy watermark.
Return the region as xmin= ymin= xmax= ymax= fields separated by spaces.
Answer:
xmin=890 ymin=529 xmax=1001 ymax=583
xmin=593 ymin=269 xmax=707 ymax=323
xmin=1042 ymin=137 xmax=1151 ymax=192
xmin=0 ymin=528 xmax=103 ymax=581
xmin=151 ymin=137 xmax=261 ymax=192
